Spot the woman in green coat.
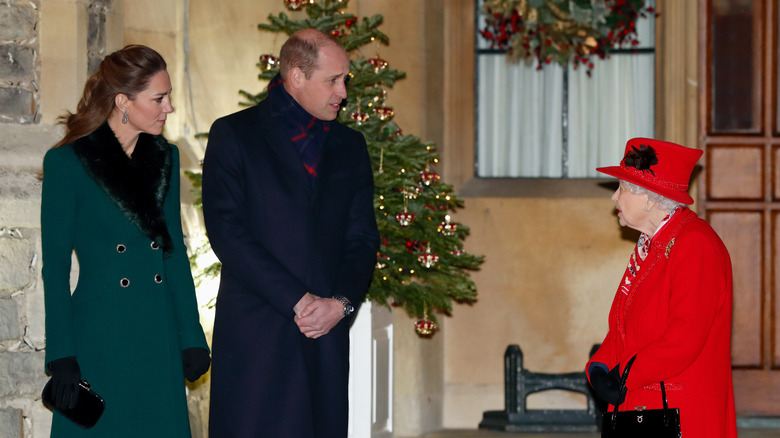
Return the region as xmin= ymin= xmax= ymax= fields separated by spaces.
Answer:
xmin=41 ymin=45 xmax=210 ymax=437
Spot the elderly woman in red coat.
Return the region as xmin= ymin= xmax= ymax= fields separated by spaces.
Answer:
xmin=587 ymin=138 xmax=737 ymax=438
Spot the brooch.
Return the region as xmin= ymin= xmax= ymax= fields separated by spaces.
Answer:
xmin=665 ymin=238 xmax=675 ymax=259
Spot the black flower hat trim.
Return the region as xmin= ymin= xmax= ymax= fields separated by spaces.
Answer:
xmin=622 ymin=144 xmax=658 ymax=176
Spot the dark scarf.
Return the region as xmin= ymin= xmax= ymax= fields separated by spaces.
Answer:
xmin=267 ymin=74 xmax=330 ymax=183
xmin=71 ymin=122 xmax=174 ymax=256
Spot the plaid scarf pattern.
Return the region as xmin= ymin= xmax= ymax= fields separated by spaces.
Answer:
xmin=267 ymin=74 xmax=331 ymax=184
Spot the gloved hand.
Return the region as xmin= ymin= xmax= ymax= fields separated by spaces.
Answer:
xmin=48 ymin=356 xmax=81 ymax=410
xmin=182 ymin=347 xmax=211 ymax=382
xmin=588 ymin=362 xmax=626 ymax=406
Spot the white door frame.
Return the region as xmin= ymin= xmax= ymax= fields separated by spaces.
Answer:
xmin=349 ymin=301 xmax=394 ymax=438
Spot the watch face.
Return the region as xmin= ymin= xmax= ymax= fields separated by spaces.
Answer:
xmin=335 ymin=296 xmax=353 ymax=316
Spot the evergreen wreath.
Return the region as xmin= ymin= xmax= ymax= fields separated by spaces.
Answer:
xmin=478 ymin=0 xmax=656 ymax=75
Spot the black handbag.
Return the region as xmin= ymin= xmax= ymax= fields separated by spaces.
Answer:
xmin=42 ymin=379 xmax=105 ymax=429
xmin=601 ymin=355 xmax=682 ymax=438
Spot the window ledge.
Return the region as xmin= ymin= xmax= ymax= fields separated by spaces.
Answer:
xmin=458 ymin=177 xmax=618 ymax=199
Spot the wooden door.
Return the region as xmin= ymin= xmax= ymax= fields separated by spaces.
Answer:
xmin=699 ymin=0 xmax=780 ymax=415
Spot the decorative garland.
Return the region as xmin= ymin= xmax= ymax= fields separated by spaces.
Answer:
xmin=478 ymin=0 xmax=656 ymax=75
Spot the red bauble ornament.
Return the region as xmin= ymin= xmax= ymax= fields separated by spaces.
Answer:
xmin=438 ymin=215 xmax=458 ymax=236
xmin=405 ymin=186 xmax=421 ymax=199
xmin=368 ymin=56 xmax=388 ymax=72
xmin=376 ymin=253 xmax=390 ymax=269
xmin=420 ymin=169 xmax=440 ymax=186
xmin=418 ymin=247 xmax=439 ymax=268
xmin=396 ymin=211 xmax=415 ymax=227
xmin=373 ymin=106 xmax=394 ymax=121
xmin=350 ymin=109 xmax=369 ymax=125
xmin=259 ymin=53 xmax=278 ymax=71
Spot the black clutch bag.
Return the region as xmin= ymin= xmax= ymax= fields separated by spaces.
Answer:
xmin=42 ymin=379 xmax=105 ymax=429
xmin=601 ymin=355 xmax=682 ymax=438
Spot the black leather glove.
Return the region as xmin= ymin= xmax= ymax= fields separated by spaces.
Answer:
xmin=48 ymin=356 xmax=81 ymax=410
xmin=182 ymin=347 xmax=211 ymax=382
xmin=588 ymin=362 xmax=626 ymax=406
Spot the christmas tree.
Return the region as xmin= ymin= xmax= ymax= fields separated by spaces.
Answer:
xmin=187 ymin=0 xmax=483 ymax=335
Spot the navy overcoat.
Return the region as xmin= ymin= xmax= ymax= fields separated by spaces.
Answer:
xmin=202 ymin=98 xmax=379 ymax=437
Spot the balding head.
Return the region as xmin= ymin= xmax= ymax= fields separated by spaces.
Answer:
xmin=279 ymin=29 xmax=347 ymax=81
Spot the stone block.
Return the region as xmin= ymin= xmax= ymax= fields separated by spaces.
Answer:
xmin=31 ymin=402 xmax=52 ymax=438
xmin=0 ymin=45 xmax=35 ymax=81
xmin=0 ymin=407 xmax=23 ymax=438
xmin=0 ymin=233 xmax=35 ymax=291
xmin=0 ymin=4 xmax=35 ymax=41
xmin=0 ymin=87 xmax=34 ymax=121
xmin=0 ymin=297 xmax=20 ymax=340
xmin=0 ymin=198 xmax=42 ymax=228
xmin=0 ymin=123 xmax=61 ymax=167
xmin=0 ymin=167 xmax=42 ymax=202
xmin=25 ymin=278 xmax=47 ymax=349
xmin=0 ymin=351 xmax=47 ymax=397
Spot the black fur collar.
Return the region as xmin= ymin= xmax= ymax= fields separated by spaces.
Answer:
xmin=72 ymin=122 xmax=174 ymax=256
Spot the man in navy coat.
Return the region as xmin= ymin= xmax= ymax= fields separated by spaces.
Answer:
xmin=202 ymin=29 xmax=379 ymax=437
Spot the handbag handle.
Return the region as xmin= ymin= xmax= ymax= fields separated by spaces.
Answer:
xmin=609 ymin=355 xmax=672 ymax=429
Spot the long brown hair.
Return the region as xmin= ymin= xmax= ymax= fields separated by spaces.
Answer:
xmin=52 ymin=45 xmax=167 ymax=149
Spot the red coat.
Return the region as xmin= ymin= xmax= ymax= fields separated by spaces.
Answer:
xmin=588 ymin=207 xmax=737 ymax=438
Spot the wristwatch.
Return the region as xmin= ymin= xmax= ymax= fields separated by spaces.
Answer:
xmin=333 ymin=295 xmax=354 ymax=318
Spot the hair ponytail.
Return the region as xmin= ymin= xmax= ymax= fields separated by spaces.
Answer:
xmin=51 ymin=45 xmax=167 ymax=149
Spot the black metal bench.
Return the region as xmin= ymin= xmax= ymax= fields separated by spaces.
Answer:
xmin=479 ymin=344 xmax=603 ymax=433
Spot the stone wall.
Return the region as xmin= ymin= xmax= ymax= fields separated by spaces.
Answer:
xmin=1 ymin=1 xmax=86 ymax=437
xmin=0 ymin=121 xmax=60 ymax=438
xmin=0 ymin=0 xmax=39 ymax=124
xmin=1 ymin=2 xmax=50 ymax=437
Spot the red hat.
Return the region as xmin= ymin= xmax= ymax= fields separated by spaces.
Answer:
xmin=596 ymin=138 xmax=703 ymax=205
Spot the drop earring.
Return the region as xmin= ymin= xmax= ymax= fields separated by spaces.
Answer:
xmin=122 ymin=110 xmax=129 ymax=124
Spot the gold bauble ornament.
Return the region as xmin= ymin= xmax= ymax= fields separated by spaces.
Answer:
xmin=414 ymin=314 xmax=437 ymax=336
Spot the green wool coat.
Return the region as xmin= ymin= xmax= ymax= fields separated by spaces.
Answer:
xmin=41 ymin=123 xmax=208 ymax=437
